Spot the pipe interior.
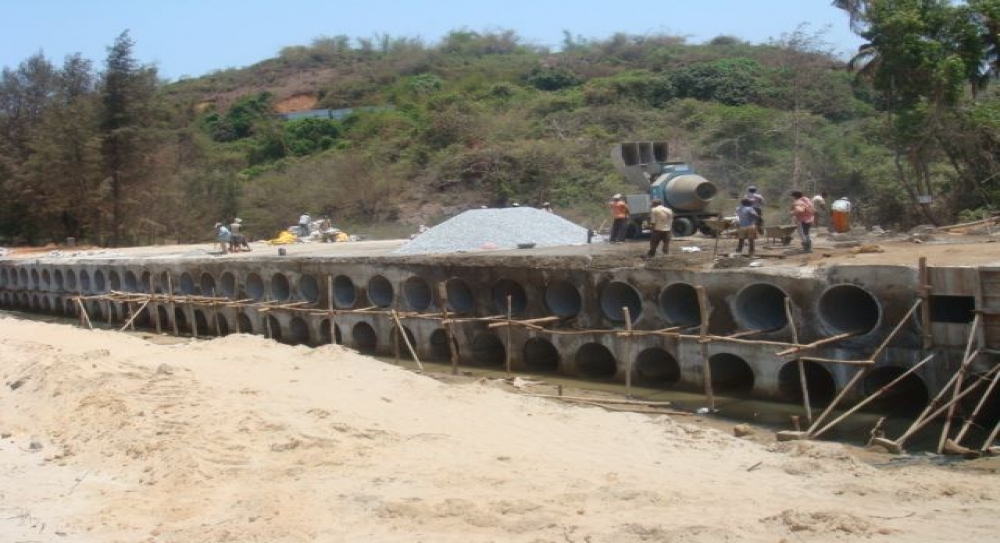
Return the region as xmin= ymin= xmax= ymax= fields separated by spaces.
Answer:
xmin=818 ymin=284 xmax=881 ymax=335
xmin=734 ymin=283 xmax=787 ymax=331
xmin=600 ymin=281 xmax=641 ymax=323
xmin=545 ymin=279 xmax=581 ymax=318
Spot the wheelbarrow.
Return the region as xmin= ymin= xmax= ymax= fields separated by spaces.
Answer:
xmin=765 ymin=224 xmax=797 ymax=246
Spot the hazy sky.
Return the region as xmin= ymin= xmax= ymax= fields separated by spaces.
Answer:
xmin=3 ymin=1 xmax=863 ymax=80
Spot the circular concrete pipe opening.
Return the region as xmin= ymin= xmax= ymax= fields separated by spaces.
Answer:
xmin=238 ymin=313 xmax=253 ymax=334
xmin=54 ymin=297 xmax=65 ymax=314
xmin=403 ymin=276 xmax=433 ymax=312
xmin=707 ymin=353 xmax=755 ymax=394
xmin=634 ymin=348 xmax=681 ymax=386
xmin=600 ymin=281 xmax=642 ymax=324
xmin=157 ymin=271 xmax=171 ymax=294
xmin=289 ymin=317 xmax=310 ymax=345
xmin=246 ymin=273 xmax=265 ymax=301
xmin=79 ymin=270 xmax=92 ymax=293
xmin=545 ymin=280 xmax=581 ymax=318
xmin=575 ymin=343 xmax=617 ymax=378
xmin=194 ymin=310 xmax=210 ymax=336
xmin=523 ymin=337 xmax=560 ymax=372
xmin=53 ymin=269 xmax=64 ymax=290
xmin=0 ymin=268 xmax=7 ymax=287
xmin=265 ymin=315 xmax=283 ymax=342
xmin=299 ymin=274 xmax=320 ymax=304
xmin=123 ymin=271 xmax=138 ymax=293
xmin=140 ymin=271 xmax=151 ymax=293
xmin=65 ymin=270 xmax=77 ymax=291
xmin=659 ymin=283 xmax=701 ymax=327
xmin=319 ymin=320 xmax=343 ymax=345
xmin=30 ymin=268 xmax=40 ymax=289
xmin=108 ymin=270 xmax=121 ymax=292
xmin=156 ymin=306 xmax=170 ymax=328
xmin=778 ymin=361 xmax=836 ymax=405
xmin=18 ymin=268 xmax=28 ymax=287
xmin=471 ymin=333 xmax=506 ymax=366
xmin=200 ymin=273 xmax=217 ymax=297
xmin=734 ymin=283 xmax=788 ymax=331
xmin=429 ymin=329 xmax=455 ymax=361
xmin=351 ymin=322 xmax=377 ymax=354
xmin=174 ymin=307 xmax=189 ymax=332
xmin=30 ymin=294 xmax=40 ymax=311
xmin=367 ymin=275 xmax=394 ymax=308
xmin=179 ymin=272 xmax=196 ymax=295
xmin=491 ymin=279 xmax=527 ymax=316
xmin=391 ymin=325 xmax=418 ymax=359
xmin=271 ymin=273 xmax=291 ymax=302
xmin=818 ymin=284 xmax=881 ymax=336
xmin=220 ymin=272 xmax=236 ymax=299
xmin=212 ymin=313 xmax=230 ymax=336
xmin=41 ymin=269 xmax=51 ymax=290
xmin=862 ymin=366 xmax=929 ymax=417
xmin=89 ymin=301 xmax=104 ymax=321
xmin=446 ymin=277 xmax=475 ymax=314
xmin=94 ymin=270 xmax=107 ymax=292
xmin=41 ymin=296 xmax=51 ymax=313
xmin=333 ymin=275 xmax=357 ymax=308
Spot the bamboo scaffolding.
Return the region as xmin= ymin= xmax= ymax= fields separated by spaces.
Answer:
xmin=624 ymin=306 xmax=633 ymax=399
xmin=873 ymin=363 xmax=1000 ymax=454
xmin=790 ymin=299 xmax=924 ymax=440
xmin=118 ymin=299 xmax=150 ymax=332
xmin=504 ymin=296 xmax=512 ymax=377
xmin=953 ymin=360 xmax=1000 ymax=446
xmin=810 ymin=353 xmax=936 ymax=440
xmin=774 ymin=331 xmax=863 ymax=357
xmin=327 ymin=276 xmax=337 ymax=345
xmin=785 ymin=297 xmax=812 ymax=424
xmin=937 ymin=314 xmax=981 ymax=454
xmin=696 ymin=285 xmax=715 ymax=412
xmin=391 ymin=309 xmax=423 ymax=370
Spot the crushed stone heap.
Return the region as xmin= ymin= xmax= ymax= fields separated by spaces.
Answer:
xmin=394 ymin=207 xmax=590 ymax=255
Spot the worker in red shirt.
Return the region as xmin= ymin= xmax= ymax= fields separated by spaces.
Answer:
xmin=609 ymin=194 xmax=629 ymax=243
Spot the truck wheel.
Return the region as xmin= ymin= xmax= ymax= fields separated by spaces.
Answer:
xmin=672 ymin=218 xmax=696 ymax=237
xmin=698 ymin=223 xmax=718 ymax=237
xmin=625 ymin=221 xmax=642 ymax=240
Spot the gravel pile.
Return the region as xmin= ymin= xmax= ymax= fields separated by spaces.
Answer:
xmin=394 ymin=208 xmax=590 ymax=255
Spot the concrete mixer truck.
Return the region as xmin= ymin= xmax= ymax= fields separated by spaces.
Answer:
xmin=611 ymin=141 xmax=720 ymax=238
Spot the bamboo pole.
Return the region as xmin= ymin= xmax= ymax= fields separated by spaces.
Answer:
xmin=981 ymin=409 xmax=1000 ymax=451
xmin=918 ymin=257 xmax=933 ymax=349
xmin=327 ymin=276 xmax=337 ymax=345
xmin=526 ymin=394 xmax=677 ymax=407
xmin=774 ymin=331 xmax=863 ymax=357
xmin=954 ymin=359 xmax=1000 ymax=445
xmin=74 ymin=297 xmax=93 ymax=330
xmin=167 ymin=273 xmax=180 ymax=337
xmin=799 ymin=357 xmax=875 ymax=366
xmin=785 ymin=297 xmax=812 ymax=424
xmin=886 ymin=363 xmax=1000 ymax=452
xmin=391 ymin=309 xmax=423 ymax=370
xmin=803 ymin=301 xmax=922 ymax=436
xmin=696 ymin=285 xmax=714 ymax=412
xmin=811 ymin=353 xmax=936 ymax=439
xmin=937 ymin=314 xmax=981 ymax=453
xmin=436 ymin=283 xmax=459 ymax=376
xmin=487 ymin=316 xmax=561 ymax=329
xmin=505 ymin=295 xmax=512 ymax=377
xmin=150 ymin=275 xmax=162 ymax=334
xmin=624 ymin=306 xmax=633 ymax=399
xmin=118 ymin=299 xmax=150 ymax=332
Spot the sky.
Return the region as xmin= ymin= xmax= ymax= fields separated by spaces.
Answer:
xmin=2 ymin=1 xmax=864 ymax=81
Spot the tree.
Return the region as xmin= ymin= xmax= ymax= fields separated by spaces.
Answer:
xmin=833 ymin=0 xmax=1000 ymax=224
xmin=99 ymin=31 xmax=160 ymax=246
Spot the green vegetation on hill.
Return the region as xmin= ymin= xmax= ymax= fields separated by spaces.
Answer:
xmin=2 ymin=1 xmax=1000 ymax=247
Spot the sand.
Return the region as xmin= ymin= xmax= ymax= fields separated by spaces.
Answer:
xmin=1 ymin=315 xmax=999 ymax=543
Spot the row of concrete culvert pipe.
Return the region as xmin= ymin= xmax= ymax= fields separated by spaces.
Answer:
xmin=0 ymin=260 xmax=939 ymax=411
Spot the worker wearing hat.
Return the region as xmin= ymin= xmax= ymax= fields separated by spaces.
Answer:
xmin=745 ymin=185 xmax=765 ymax=234
xmin=609 ymin=194 xmax=629 ymax=243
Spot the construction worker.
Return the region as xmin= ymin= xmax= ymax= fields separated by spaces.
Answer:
xmin=609 ymin=194 xmax=629 ymax=243
xmin=790 ymin=190 xmax=815 ymax=253
xmin=643 ymin=198 xmax=674 ymax=258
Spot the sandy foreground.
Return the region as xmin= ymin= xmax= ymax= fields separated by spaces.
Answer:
xmin=1 ymin=316 xmax=998 ymax=542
